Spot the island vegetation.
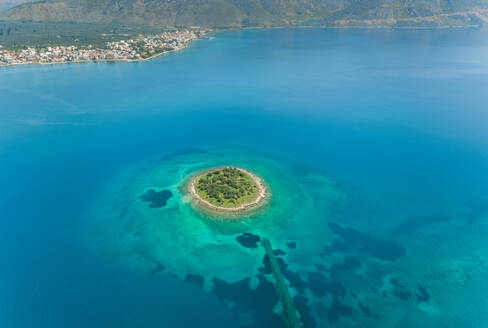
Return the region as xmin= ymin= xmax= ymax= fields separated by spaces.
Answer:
xmin=190 ymin=166 xmax=267 ymax=212
xmin=195 ymin=167 xmax=259 ymax=207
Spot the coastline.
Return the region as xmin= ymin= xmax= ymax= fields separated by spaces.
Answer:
xmin=0 ymin=33 xmax=212 ymax=68
xmin=188 ymin=167 xmax=268 ymax=214
xmin=1 ymin=16 xmax=485 ymax=68
xmin=0 ymin=47 xmax=176 ymax=67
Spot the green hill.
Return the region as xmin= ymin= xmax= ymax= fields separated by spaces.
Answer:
xmin=2 ymin=0 xmax=488 ymax=27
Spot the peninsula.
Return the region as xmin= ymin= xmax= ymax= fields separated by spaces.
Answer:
xmin=0 ymin=29 xmax=208 ymax=66
xmin=189 ymin=167 xmax=267 ymax=213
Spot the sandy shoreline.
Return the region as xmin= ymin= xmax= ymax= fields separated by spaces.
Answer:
xmin=189 ymin=167 xmax=268 ymax=213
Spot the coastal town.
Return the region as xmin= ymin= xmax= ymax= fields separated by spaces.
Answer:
xmin=0 ymin=29 xmax=208 ymax=66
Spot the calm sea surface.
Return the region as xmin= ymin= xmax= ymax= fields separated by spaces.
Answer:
xmin=1 ymin=28 xmax=488 ymax=327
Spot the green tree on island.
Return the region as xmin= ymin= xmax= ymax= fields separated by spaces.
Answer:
xmin=195 ymin=167 xmax=258 ymax=207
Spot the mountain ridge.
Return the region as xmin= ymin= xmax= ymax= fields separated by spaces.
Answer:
xmin=2 ymin=0 xmax=488 ymax=27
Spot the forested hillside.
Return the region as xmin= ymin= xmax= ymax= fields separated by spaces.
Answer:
xmin=2 ymin=0 xmax=488 ymax=27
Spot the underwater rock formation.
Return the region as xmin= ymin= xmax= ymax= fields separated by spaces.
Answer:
xmin=236 ymin=233 xmax=261 ymax=249
xmin=325 ymin=222 xmax=406 ymax=262
xmin=140 ymin=189 xmax=173 ymax=208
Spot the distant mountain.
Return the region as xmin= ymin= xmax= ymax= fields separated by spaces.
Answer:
xmin=0 ymin=0 xmax=30 ymax=11
xmin=2 ymin=0 xmax=488 ymax=27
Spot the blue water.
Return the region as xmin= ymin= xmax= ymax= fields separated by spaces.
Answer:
xmin=1 ymin=28 xmax=488 ymax=327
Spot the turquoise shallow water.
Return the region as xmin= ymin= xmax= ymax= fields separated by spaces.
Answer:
xmin=1 ymin=28 xmax=488 ymax=327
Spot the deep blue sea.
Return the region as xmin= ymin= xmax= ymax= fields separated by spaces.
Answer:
xmin=1 ymin=28 xmax=488 ymax=327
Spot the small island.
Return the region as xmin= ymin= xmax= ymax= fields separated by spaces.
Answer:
xmin=189 ymin=167 xmax=267 ymax=212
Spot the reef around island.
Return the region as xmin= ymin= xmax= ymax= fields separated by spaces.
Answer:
xmin=84 ymin=147 xmax=457 ymax=327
